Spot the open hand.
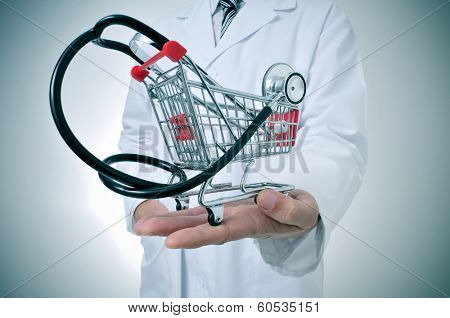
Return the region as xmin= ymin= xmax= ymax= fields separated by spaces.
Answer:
xmin=134 ymin=189 xmax=319 ymax=249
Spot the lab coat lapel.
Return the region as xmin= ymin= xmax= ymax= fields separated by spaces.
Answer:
xmin=207 ymin=0 xmax=297 ymax=66
xmin=176 ymin=0 xmax=216 ymax=68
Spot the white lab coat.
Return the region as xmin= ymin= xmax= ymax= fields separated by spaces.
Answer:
xmin=119 ymin=0 xmax=367 ymax=297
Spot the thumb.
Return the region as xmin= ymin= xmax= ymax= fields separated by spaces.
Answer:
xmin=256 ymin=189 xmax=319 ymax=230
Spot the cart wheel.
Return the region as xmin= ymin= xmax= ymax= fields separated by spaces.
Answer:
xmin=206 ymin=207 xmax=223 ymax=226
xmin=175 ymin=199 xmax=182 ymax=211
xmin=175 ymin=197 xmax=189 ymax=211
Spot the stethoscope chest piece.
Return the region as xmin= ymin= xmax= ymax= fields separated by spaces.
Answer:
xmin=262 ymin=63 xmax=306 ymax=105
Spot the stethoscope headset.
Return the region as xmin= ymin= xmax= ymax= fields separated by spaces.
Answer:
xmin=50 ymin=15 xmax=305 ymax=201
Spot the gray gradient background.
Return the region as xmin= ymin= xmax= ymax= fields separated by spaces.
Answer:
xmin=0 ymin=0 xmax=449 ymax=297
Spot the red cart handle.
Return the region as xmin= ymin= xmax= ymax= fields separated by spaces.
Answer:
xmin=131 ymin=40 xmax=187 ymax=82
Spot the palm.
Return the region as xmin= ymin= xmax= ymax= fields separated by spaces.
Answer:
xmin=134 ymin=190 xmax=318 ymax=249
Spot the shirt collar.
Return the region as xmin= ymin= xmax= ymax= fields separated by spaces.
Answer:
xmin=210 ymin=0 xmax=244 ymax=14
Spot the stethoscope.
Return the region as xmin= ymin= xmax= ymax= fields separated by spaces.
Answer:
xmin=50 ymin=15 xmax=305 ymax=202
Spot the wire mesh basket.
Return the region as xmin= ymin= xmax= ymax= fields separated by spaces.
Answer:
xmin=146 ymin=58 xmax=302 ymax=170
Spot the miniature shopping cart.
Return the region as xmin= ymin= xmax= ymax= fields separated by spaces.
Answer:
xmin=50 ymin=15 xmax=306 ymax=226
xmin=129 ymin=33 xmax=306 ymax=225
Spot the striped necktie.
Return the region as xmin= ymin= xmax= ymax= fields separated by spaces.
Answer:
xmin=219 ymin=0 xmax=239 ymax=38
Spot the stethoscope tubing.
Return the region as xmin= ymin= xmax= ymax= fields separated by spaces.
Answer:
xmin=49 ymin=15 xmax=274 ymax=199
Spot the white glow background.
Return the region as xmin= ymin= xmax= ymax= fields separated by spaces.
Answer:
xmin=0 ymin=0 xmax=448 ymax=297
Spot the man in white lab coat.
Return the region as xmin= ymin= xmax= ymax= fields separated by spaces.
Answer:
xmin=119 ymin=0 xmax=367 ymax=297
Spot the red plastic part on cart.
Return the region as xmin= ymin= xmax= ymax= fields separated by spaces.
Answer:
xmin=131 ymin=40 xmax=187 ymax=82
xmin=170 ymin=113 xmax=195 ymax=141
xmin=267 ymin=109 xmax=300 ymax=146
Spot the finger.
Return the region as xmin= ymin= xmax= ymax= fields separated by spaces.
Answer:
xmin=224 ymin=197 xmax=255 ymax=207
xmin=171 ymin=205 xmax=208 ymax=216
xmin=165 ymin=206 xmax=261 ymax=248
xmin=255 ymin=189 xmax=318 ymax=230
xmin=138 ymin=205 xmax=207 ymax=222
xmin=135 ymin=214 xmax=207 ymax=236
xmin=287 ymin=189 xmax=319 ymax=212
xmin=135 ymin=206 xmax=207 ymax=236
